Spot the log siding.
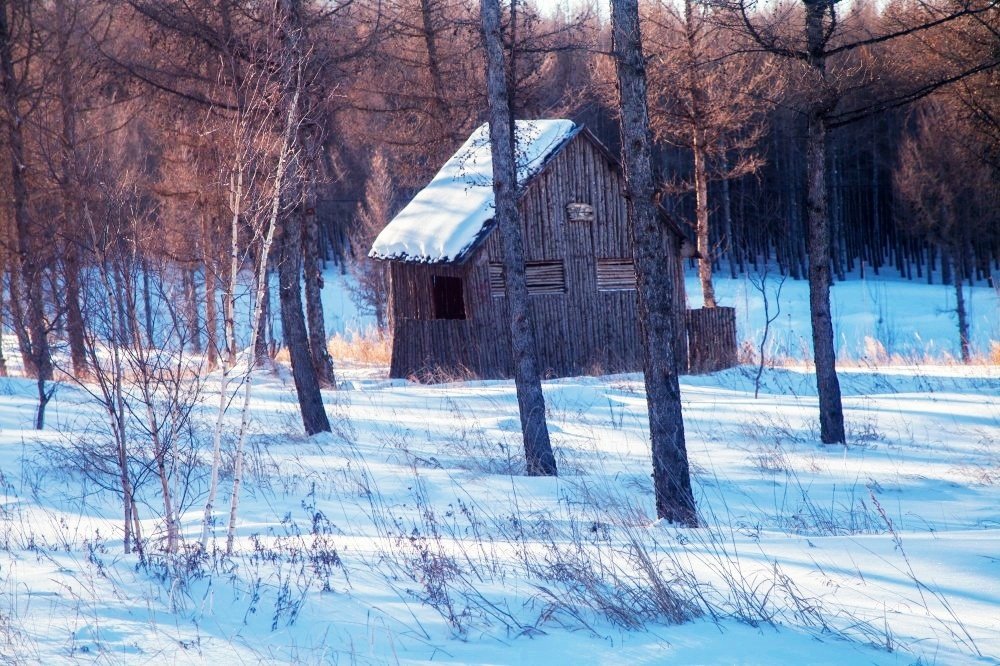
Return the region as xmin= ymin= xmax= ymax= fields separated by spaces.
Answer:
xmin=385 ymin=129 xmax=688 ymax=380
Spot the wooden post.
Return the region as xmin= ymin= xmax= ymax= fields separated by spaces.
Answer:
xmin=685 ymin=306 xmax=737 ymax=374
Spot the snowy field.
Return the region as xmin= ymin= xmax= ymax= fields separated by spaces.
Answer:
xmin=0 ymin=273 xmax=997 ymax=665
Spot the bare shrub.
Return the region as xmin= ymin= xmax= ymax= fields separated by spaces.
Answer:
xmin=952 ymin=432 xmax=1000 ymax=485
xmin=529 ymin=516 xmax=700 ymax=630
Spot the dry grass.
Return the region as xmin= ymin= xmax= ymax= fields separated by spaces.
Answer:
xmin=327 ymin=330 xmax=392 ymax=366
xmin=740 ymin=336 xmax=1000 ymax=368
xmin=274 ymin=330 xmax=392 ymax=368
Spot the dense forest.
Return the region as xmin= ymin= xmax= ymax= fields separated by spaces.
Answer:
xmin=0 ymin=0 xmax=997 ymax=415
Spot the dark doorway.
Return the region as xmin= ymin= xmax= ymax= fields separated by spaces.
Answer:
xmin=432 ymin=275 xmax=466 ymax=319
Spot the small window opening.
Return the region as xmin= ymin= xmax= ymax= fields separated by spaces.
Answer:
xmin=489 ymin=260 xmax=566 ymax=296
xmin=432 ymin=275 xmax=466 ymax=319
xmin=597 ymin=258 xmax=637 ymax=291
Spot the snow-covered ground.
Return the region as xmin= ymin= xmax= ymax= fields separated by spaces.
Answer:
xmin=0 ymin=273 xmax=997 ymax=664
xmin=686 ymin=272 xmax=999 ymax=361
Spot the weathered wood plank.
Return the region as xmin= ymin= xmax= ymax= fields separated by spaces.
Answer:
xmin=387 ymin=130 xmax=696 ymax=382
xmin=686 ymin=306 xmax=738 ymax=374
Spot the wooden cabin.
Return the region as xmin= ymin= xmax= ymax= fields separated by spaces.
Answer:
xmin=369 ymin=119 xmax=692 ymax=381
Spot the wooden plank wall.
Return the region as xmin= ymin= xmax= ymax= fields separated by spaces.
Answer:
xmin=388 ymin=131 xmax=690 ymax=380
xmin=685 ymin=307 xmax=738 ymax=374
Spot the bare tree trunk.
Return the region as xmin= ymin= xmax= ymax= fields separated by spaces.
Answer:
xmin=685 ymin=0 xmax=716 ymax=307
xmin=0 ymin=262 xmax=7 ymax=377
xmin=278 ymin=207 xmax=331 ymax=435
xmin=804 ymin=0 xmax=845 ymax=444
xmin=55 ymin=15 xmax=89 ymax=378
xmin=255 ymin=263 xmax=271 ymax=365
xmin=692 ymin=138 xmax=716 ymax=307
xmin=721 ymin=169 xmax=737 ymax=279
xmin=0 ymin=0 xmax=51 ymax=383
xmin=140 ymin=259 xmax=154 ymax=346
xmin=225 ymin=32 xmax=311 ymax=550
xmin=420 ymin=0 xmax=449 ymax=119
xmin=7 ymin=271 xmax=34 ymax=375
xmin=301 ymin=182 xmax=336 ymax=387
xmin=480 ymin=0 xmax=556 ymax=477
xmin=183 ymin=267 xmax=202 ymax=354
xmin=204 ymin=262 xmax=218 ymax=370
xmin=944 ymin=245 xmax=971 ymax=363
xmin=64 ymin=245 xmax=88 ymax=377
xmin=611 ymin=0 xmax=696 ymax=525
xmin=202 ymin=215 xmax=219 ymax=371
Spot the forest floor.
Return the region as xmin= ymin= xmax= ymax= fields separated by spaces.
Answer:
xmin=0 ymin=273 xmax=997 ymax=665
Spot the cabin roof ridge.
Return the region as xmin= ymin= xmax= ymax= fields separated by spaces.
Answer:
xmin=369 ymin=119 xmax=580 ymax=265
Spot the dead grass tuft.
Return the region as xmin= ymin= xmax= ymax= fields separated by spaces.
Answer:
xmin=327 ymin=330 xmax=392 ymax=366
xmin=275 ymin=329 xmax=393 ymax=367
xmin=743 ymin=336 xmax=1000 ymax=368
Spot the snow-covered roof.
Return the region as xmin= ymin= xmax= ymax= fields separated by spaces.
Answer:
xmin=369 ymin=119 xmax=580 ymax=264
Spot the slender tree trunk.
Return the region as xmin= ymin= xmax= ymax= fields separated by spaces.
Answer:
xmin=278 ymin=208 xmax=331 ymax=435
xmin=692 ymin=139 xmax=716 ymax=307
xmin=119 ymin=435 xmax=135 ymax=554
xmin=0 ymin=264 xmax=7 ymax=377
xmin=225 ymin=202 xmax=284 ymax=554
xmin=804 ymin=0 xmax=845 ymax=444
xmin=204 ymin=261 xmax=218 ymax=371
xmin=202 ymin=215 xmax=219 ymax=371
xmin=684 ymin=0 xmax=716 ymax=307
xmin=64 ymin=246 xmax=88 ymax=377
xmin=420 ymin=0 xmax=449 ymax=119
xmin=721 ymin=171 xmax=737 ymax=279
xmin=945 ymin=245 xmax=971 ymax=363
xmin=0 ymin=1 xmax=51 ymax=383
xmin=7 ymin=268 xmax=34 ymax=375
xmin=183 ymin=267 xmax=202 ymax=353
xmin=830 ymin=144 xmax=846 ymax=282
xmin=226 ymin=29 xmax=312 ymax=550
xmin=301 ymin=175 xmax=336 ymax=387
xmin=612 ymin=0 xmax=696 ymax=525
xmin=140 ymin=260 xmax=154 ymax=346
xmin=255 ymin=263 xmax=271 ymax=365
xmin=480 ymin=0 xmax=557 ymax=476
xmin=806 ymin=115 xmax=845 ymax=443
xmin=55 ymin=3 xmax=89 ymax=380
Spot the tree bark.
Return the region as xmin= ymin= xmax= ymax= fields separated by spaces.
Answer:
xmin=278 ymin=208 xmax=331 ymax=435
xmin=684 ymin=0 xmax=716 ymax=307
xmin=480 ymin=0 xmax=557 ymax=477
xmin=55 ymin=0 xmax=89 ymax=379
xmin=183 ymin=267 xmax=202 ymax=353
xmin=945 ymin=245 xmax=971 ymax=363
xmin=721 ymin=167 xmax=737 ymax=279
xmin=64 ymin=244 xmax=88 ymax=377
xmin=804 ymin=0 xmax=846 ymax=444
xmin=202 ymin=215 xmax=219 ymax=371
xmin=0 ymin=262 xmax=8 ymax=377
xmin=300 ymin=163 xmax=336 ymax=387
xmin=692 ymin=138 xmax=716 ymax=307
xmin=255 ymin=262 xmax=272 ymax=366
xmin=420 ymin=0 xmax=449 ymax=119
xmin=611 ymin=0 xmax=697 ymax=525
xmin=0 ymin=1 xmax=51 ymax=382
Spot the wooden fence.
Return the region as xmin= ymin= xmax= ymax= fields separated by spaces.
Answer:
xmin=685 ymin=307 xmax=738 ymax=374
